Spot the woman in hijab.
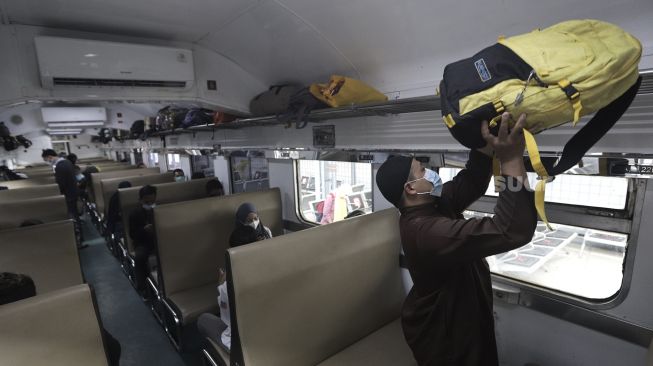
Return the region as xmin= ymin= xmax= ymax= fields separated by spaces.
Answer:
xmin=199 ymin=203 xmax=273 ymax=351
xmin=229 ymin=203 xmax=272 ymax=247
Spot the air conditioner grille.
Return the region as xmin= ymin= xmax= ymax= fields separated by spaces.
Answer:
xmin=53 ymin=78 xmax=186 ymax=88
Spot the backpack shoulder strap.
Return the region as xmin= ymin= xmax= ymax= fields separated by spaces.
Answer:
xmin=546 ymin=77 xmax=641 ymax=175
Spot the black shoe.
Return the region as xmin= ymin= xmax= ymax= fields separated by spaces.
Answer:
xmin=78 ymin=243 xmax=89 ymax=249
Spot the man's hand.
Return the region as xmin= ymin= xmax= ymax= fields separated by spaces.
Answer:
xmin=481 ymin=112 xmax=527 ymax=178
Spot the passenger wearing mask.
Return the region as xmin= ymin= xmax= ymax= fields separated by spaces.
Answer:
xmin=229 ymin=203 xmax=272 ymax=247
xmin=128 ymin=185 xmax=157 ymax=292
xmin=205 ymin=179 xmax=225 ymax=197
xmin=375 ymin=113 xmax=537 ymax=366
xmin=173 ymin=169 xmax=186 ymax=182
xmin=42 ymin=149 xmax=85 ymax=248
xmin=106 ymin=181 xmax=132 ymax=238
xmin=197 ymin=202 xmax=274 ymax=352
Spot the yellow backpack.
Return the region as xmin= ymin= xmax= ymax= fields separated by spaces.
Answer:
xmin=439 ymin=19 xmax=642 ymax=227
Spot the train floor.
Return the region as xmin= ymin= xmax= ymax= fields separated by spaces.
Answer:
xmin=78 ymin=214 xmax=205 ymax=366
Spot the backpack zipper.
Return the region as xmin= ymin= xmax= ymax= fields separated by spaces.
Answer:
xmin=514 ymin=70 xmax=548 ymax=106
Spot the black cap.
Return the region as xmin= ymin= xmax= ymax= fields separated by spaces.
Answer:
xmin=376 ymin=155 xmax=413 ymax=207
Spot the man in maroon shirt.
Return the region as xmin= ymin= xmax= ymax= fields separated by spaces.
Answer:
xmin=376 ymin=113 xmax=537 ymax=366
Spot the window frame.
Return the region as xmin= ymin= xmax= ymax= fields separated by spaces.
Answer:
xmin=293 ymin=159 xmax=375 ymax=226
xmin=472 ymin=178 xmax=644 ymax=309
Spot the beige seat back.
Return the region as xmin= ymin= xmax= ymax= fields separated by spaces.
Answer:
xmin=0 ymin=220 xmax=83 ymax=294
xmin=0 ymin=184 xmax=60 ymax=202
xmin=227 ymin=209 xmax=404 ymax=366
xmin=98 ymin=173 xmax=174 ymax=217
xmin=155 ymin=188 xmax=283 ymax=297
xmin=0 ymin=177 xmax=56 ymax=189
xmin=0 ymin=284 xmax=109 ymax=366
xmin=0 ymin=195 xmax=68 ymax=230
xmin=119 ymin=177 xmax=215 ymax=255
xmin=89 ymin=167 xmax=158 ymax=205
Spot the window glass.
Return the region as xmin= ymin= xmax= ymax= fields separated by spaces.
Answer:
xmin=230 ymin=152 xmax=269 ymax=193
xmin=149 ymin=152 xmax=159 ymax=166
xmin=439 ymin=168 xmax=629 ymax=210
xmin=297 ymin=160 xmax=373 ymax=224
xmin=464 ymin=211 xmax=627 ymax=299
xmin=167 ymin=153 xmax=181 ymax=170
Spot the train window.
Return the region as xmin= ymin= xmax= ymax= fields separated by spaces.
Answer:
xmin=149 ymin=152 xmax=159 ymax=166
xmin=230 ymin=151 xmax=269 ymax=193
xmin=166 ymin=153 xmax=181 ymax=170
xmin=439 ymin=168 xmax=629 ymax=210
xmin=296 ymin=160 xmax=373 ymax=225
xmin=464 ymin=211 xmax=627 ymax=299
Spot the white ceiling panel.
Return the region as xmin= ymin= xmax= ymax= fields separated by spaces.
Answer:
xmin=196 ymin=0 xmax=357 ymax=85
xmin=1 ymin=0 xmax=260 ymax=41
xmin=1 ymin=0 xmax=652 ymax=94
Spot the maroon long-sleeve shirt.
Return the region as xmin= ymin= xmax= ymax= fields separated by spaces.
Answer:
xmin=399 ymin=150 xmax=537 ymax=366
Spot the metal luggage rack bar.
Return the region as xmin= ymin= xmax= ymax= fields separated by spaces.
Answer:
xmin=145 ymin=95 xmax=441 ymax=136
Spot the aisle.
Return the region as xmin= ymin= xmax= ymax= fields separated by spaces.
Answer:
xmin=77 ymin=217 xmax=193 ymax=366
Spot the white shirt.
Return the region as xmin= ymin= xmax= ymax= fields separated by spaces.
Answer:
xmin=217 ymin=282 xmax=231 ymax=350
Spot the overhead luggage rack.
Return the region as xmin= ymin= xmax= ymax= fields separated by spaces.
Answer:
xmin=165 ymin=95 xmax=442 ymax=134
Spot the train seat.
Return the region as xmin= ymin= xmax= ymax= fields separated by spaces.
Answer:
xmin=154 ymin=188 xmax=282 ymax=349
xmin=222 ymin=208 xmax=414 ymax=366
xmin=0 ymin=184 xmax=60 ymax=202
xmin=0 ymin=195 xmax=68 ymax=230
xmin=0 ymin=284 xmax=110 ymax=366
xmin=0 ymin=220 xmax=83 ymax=295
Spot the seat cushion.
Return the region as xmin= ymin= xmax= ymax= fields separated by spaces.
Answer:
xmin=168 ymin=283 xmax=220 ymax=325
xmin=316 ymin=319 xmax=416 ymax=366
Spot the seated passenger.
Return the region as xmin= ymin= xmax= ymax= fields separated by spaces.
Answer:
xmin=205 ymin=179 xmax=225 ymax=197
xmin=0 ymin=272 xmax=35 ymax=305
xmin=128 ymin=185 xmax=157 ymax=291
xmin=198 ymin=203 xmax=274 ymax=352
xmin=197 ymin=269 xmax=231 ymax=352
xmin=173 ymin=169 xmax=186 ymax=182
xmin=229 ymin=203 xmax=272 ymax=247
xmin=106 ymin=181 xmax=132 ymax=237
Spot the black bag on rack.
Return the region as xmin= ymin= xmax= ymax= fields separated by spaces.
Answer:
xmin=3 ymin=136 xmax=19 ymax=151
xmin=15 ymin=135 xmax=32 ymax=148
xmin=130 ymin=120 xmax=145 ymax=139
xmin=157 ymin=107 xmax=189 ymax=130
xmin=182 ymin=108 xmax=214 ymax=128
xmin=250 ymin=84 xmax=302 ymax=117
xmin=98 ymin=128 xmax=113 ymax=144
xmin=0 ymin=122 xmax=10 ymax=138
xmin=278 ymin=87 xmax=329 ymax=129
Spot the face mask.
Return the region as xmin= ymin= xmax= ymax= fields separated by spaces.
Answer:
xmin=75 ymin=174 xmax=84 ymax=181
xmin=247 ymin=219 xmax=260 ymax=230
xmin=407 ymin=168 xmax=443 ymax=197
xmin=142 ymin=203 xmax=156 ymax=210
xmin=175 ymin=176 xmax=185 ymax=182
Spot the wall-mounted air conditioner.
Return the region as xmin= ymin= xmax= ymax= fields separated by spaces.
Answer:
xmin=35 ymin=36 xmax=194 ymax=90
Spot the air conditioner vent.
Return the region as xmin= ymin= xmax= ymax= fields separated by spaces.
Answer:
xmin=53 ymin=78 xmax=187 ymax=88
